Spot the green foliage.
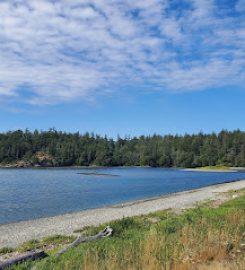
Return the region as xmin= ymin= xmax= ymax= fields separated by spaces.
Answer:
xmin=0 ymin=246 xmax=14 ymax=254
xmin=41 ymin=235 xmax=75 ymax=246
xmin=17 ymin=239 xmax=41 ymax=252
xmin=221 ymin=195 xmax=245 ymax=210
xmin=16 ymin=235 xmax=75 ymax=253
xmin=108 ymin=217 xmax=147 ymax=238
xmin=0 ymin=129 xmax=244 ymax=168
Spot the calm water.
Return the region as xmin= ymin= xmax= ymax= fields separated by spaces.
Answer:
xmin=0 ymin=167 xmax=245 ymax=225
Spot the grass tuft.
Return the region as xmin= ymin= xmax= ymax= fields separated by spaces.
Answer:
xmin=0 ymin=246 xmax=14 ymax=254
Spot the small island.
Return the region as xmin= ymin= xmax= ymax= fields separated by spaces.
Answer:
xmin=78 ymin=172 xmax=119 ymax=177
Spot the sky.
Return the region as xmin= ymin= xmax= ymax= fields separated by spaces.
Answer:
xmin=0 ymin=0 xmax=244 ymax=137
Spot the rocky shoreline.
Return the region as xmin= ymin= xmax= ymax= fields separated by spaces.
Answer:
xmin=1 ymin=179 xmax=245 ymax=248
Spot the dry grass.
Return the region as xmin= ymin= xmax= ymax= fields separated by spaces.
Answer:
xmin=11 ymin=193 xmax=245 ymax=270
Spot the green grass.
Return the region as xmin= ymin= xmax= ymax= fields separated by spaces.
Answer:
xmin=12 ymin=235 xmax=76 ymax=254
xmin=0 ymin=247 xmax=14 ymax=254
xmin=8 ymin=192 xmax=245 ymax=270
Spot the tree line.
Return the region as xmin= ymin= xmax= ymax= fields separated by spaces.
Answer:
xmin=0 ymin=129 xmax=244 ymax=167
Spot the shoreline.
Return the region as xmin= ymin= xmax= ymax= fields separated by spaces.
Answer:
xmin=0 ymin=179 xmax=245 ymax=248
xmin=0 ymin=165 xmax=152 ymax=169
xmin=0 ymin=165 xmax=244 ymax=172
xmin=182 ymin=168 xmax=237 ymax=172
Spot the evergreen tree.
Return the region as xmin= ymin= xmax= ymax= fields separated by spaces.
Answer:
xmin=0 ymin=129 xmax=243 ymax=168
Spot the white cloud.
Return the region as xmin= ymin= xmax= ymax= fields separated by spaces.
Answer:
xmin=160 ymin=18 xmax=184 ymax=42
xmin=0 ymin=0 xmax=244 ymax=105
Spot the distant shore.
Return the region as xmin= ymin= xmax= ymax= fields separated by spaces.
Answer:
xmin=0 ymin=164 xmax=151 ymax=169
xmin=1 ymin=163 xmax=244 ymax=172
xmin=183 ymin=166 xmax=245 ymax=172
xmin=1 ymin=179 xmax=245 ymax=248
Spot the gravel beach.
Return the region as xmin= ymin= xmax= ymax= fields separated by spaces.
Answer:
xmin=1 ymin=180 xmax=245 ymax=248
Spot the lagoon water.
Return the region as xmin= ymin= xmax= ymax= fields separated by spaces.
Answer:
xmin=0 ymin=167 xmax=245 ymax=225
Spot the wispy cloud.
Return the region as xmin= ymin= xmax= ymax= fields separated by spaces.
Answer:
xmin=0 ymin=0 xmax=244 ymax=105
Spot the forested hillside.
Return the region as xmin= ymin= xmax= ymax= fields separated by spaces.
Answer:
xmin=0 ymin=129 xmax=244 ymax=167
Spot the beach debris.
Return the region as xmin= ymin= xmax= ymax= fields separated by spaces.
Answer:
xmin=56 ymin=226 xmax=113 ymax=256
xmin=0 ymin=250 xmax=47 ymax=270
xmin=0 ymin=227 xmax=113 ymax=269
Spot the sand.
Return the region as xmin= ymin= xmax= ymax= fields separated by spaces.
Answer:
xmin=0 ymin=180 xmax=245 ymax=248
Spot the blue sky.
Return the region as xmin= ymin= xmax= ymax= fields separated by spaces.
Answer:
xmin=0 ymin=0 xmax=244 ymax=137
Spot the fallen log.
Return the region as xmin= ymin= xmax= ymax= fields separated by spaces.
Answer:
xmin=0 ymin=250 xmax=47 ymax=270
xmin=56 ymin=226 xmax=113 ymax=256
xmin=0 ymin=226 xmax=113 ymax=269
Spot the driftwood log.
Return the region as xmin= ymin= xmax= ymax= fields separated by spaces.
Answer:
xmin=0 ymin=226 xmax=113 ymax=270
xmin=0 ymin=250 xmax=47 ymax=270
xmin=56 ymin=226 xmax=113 ymax=256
